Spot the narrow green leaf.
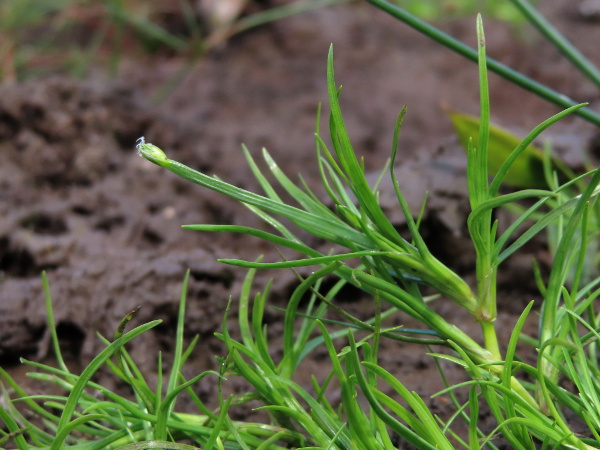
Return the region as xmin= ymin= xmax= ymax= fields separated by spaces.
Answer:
xmin=166 ymin=270 xmax=190 ymax=403
xmin=162 ymin=155 xmax=373 ymax=249
xmin=327 ymin=45 xmax=407 ymax=246
xmin=282 ymin=264 xmax=341 ymax=376
xmin=261 ymin=147 xmax=340 ymax=220
xmin=359 ymin=360 xmax=453 ymax=450
xmin=42 ymin=271 xmax=68 ymax=373
xmin=51 ymin=321 xmax=161 ymax=449
xmin=476 ymin=13 xmax=490 ymax=204
xmin=219 ymin=250 xmax=389 ymax=269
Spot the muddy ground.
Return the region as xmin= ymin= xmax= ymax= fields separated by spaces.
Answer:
xmin=1 ymin=0 xmax=599 ymax=446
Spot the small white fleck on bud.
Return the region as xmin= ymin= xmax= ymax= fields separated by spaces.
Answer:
xmin=136 ymin=136 xmax=168 ymax=166
xmin=135 ymin=136 xmax=146 ymax=155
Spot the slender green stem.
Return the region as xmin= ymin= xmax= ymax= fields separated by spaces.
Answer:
xmin=364 ymin=0 xmax=600 ymax=128
xmin=481 ymin=321 xmax=501 ymax=361
xmin=42 ymin=271 xmax=69 ymax=373
xmin=508 ymin=0 xmax=600 ymax=89
xmin=469 ymin=15 xmax=498 ymax=327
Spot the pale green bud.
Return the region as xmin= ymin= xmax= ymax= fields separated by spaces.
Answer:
xmin=136 ymin=137 xmax=168 ymax=166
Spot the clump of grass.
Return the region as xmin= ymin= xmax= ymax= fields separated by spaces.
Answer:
xmin=133 ymin=17 xmax=600 ymax=447
xmin=3 ymin=14 xmax=600 ymax=450
xmin=1 ymin=271 xmax=298 ymax=449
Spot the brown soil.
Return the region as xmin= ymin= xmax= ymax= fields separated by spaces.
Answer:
xmin=1 ymin=0 xmax=599 ymax=446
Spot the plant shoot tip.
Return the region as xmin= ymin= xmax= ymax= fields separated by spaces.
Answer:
xmin=136 ymin=138 xmax=168 ymax=165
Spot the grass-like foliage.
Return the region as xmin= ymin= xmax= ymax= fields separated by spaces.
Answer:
xmin=3 ymin=15 xmax=600 ymax=450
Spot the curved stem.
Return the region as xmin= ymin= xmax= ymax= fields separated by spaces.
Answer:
xmin=508 ymin=0 xmax=600 ymax=89
xmin=365 ymin=0 xmax=600 ymax=128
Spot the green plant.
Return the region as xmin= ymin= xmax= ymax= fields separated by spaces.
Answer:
xmin=130 ymin=16 xmax=600 ymax=447
xmin=3 ymin=10 xmax=600 ymax=450
xmin=0 ymin=271 xmax=303 ymax=449
xmin=373 ymin=0 xmax=600 ymax=288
